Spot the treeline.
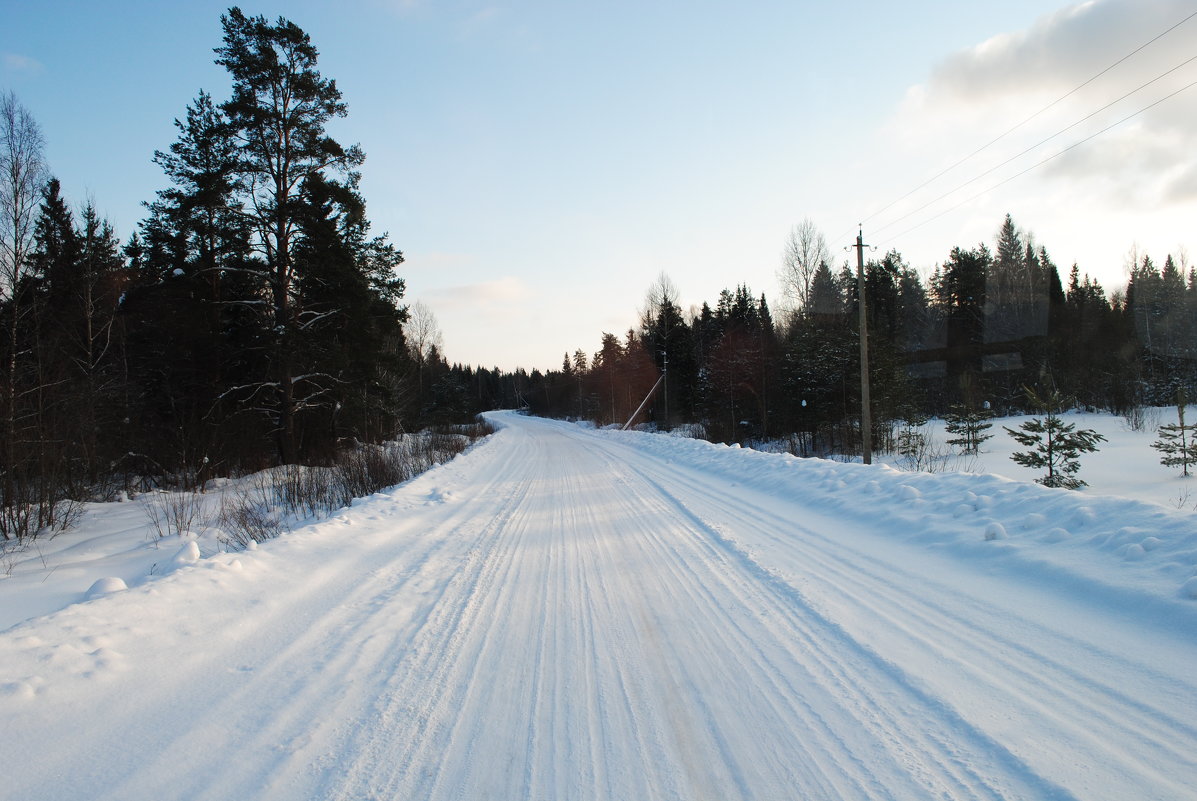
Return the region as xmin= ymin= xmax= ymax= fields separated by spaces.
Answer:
xmin=526 ymin=215 xmax=1196 ymax=451
xmin=0 ymin=9 xmax=515 ymax=539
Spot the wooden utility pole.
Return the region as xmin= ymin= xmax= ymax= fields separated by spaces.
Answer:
xmin=661 ymin=351 xmax=669 ymax=431
xmin=853 ymin=227 xmax=872 ymax=465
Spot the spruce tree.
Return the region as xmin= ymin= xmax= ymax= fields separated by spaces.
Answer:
xmin=896 ymin=412 xmax=930 ymax=471
xmin=71 ymin=202 xmax=127 ymax=480
xmin=944 ymin=402 xmax=993 ymax=454
xmin=22 ymin=182 xmax=125 ymax=493
xmin=1152 ymin=389 xmax=1197 ymax=477
xmin=291 ymin=170 xmax=408 ymax=447
xmin=128 ymin=89 xmax=262 ymax=477
xmin=1005 ymin=386 xmax=1105 ymax=489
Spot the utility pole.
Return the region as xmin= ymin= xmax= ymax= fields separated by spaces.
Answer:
xmin=852 ymin=226 xmax=872 ymax=465
xmin=661 ymin=351 xmax=669 ymax=431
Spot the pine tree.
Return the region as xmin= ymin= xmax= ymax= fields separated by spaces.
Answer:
xmin=216 ymin=7 xmax=365 ymax=464
xmin=1152 ymin=389 xmax=1197 ymax=477
xmin=1004 ymin=386 xmax=1105 ymax=489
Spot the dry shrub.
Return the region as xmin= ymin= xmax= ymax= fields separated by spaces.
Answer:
xmin=216 ymin=420 xmax=493 ymax=550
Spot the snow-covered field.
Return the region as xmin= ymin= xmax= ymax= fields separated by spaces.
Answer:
xmin=2 ymin=410 xmax=1196 ymax=799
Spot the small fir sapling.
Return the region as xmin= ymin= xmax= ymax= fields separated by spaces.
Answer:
xmin=1004 ymin=386 xmax=1105 ymax=490
xmin=896 ymin=413 xmax=928 ymax=459
xmin=944 ymin=401 xmax=994 ymax=455
xmin=1152 ymin=389 xmax=1197 ymax=477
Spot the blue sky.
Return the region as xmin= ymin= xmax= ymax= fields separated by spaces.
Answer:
xmin=4 ymin=0 xmax=1196 ymax=370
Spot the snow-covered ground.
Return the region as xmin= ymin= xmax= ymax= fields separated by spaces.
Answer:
xmin=2 ymin=410 xmax=1196 ymax=799
xmin=877 ymin=406 xmax=1197 ymax=512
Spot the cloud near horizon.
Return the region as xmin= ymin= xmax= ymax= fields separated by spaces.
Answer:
xmin=885 ymin=0 xmax=1197 ymax=221
xmin=423 ymin=275 xmax=532 ymax=313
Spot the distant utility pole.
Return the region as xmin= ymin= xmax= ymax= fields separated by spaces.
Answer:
xmin=851 ymin=226 xmax=872 ymax=465
xmin=661 ymin=351 xmax=669 ymax=431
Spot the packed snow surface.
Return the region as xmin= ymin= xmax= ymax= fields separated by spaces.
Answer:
xmin=2 ymin=411 xmax=1197 ymax=800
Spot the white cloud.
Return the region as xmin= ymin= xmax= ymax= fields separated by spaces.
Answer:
xmin=2 ymin=53 xmax=44 ymax=76
xmin=900 ymin=0 xmax=1197 ymax=186
xmin=875 ymin=0 xmax=1197 ymax=274
xmin=425 ymin=275 xmax=531 ymax=313
xmin=1163 ymin=161 xmax=1197 ymax=203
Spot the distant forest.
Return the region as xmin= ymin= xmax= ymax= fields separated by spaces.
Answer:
xmin=3 ymin=8 xmax=1195 ymax=538
xmin=526 ymin=214 xmax=1196 ymax=452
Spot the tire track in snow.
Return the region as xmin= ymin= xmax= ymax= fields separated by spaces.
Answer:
xmin=322 ymin=431 xmax=542 ymax=801
xmin=586 ymin=441 xmax=1055 ymax=801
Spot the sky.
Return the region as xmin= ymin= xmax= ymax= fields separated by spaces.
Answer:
xmin=3 ymin=0 xmax=1196 ymax=371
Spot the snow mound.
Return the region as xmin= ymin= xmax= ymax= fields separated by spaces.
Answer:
xmin=1043 ymin=527 xmax=1071 ymax=543
xmin=1122 ymin=543 xmax=1147 ymax=561
xmin=1022 ymin=513 xmax=1046 ymax=530
xmin=173 ymin=541 xmax=201 ymax=566
xmin=426 ymin=488 xmax=455 ymax=504
xmin=85 ymin=577 xmax=128 ymax=600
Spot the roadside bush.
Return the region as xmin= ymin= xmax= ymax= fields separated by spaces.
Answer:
xmin=142 ymin=489 xmax=210 ymax=539
xmin=218 ymin=474 xmax=287 ymax=548
xmin=216 ymin=420 xmax=494 ymax=549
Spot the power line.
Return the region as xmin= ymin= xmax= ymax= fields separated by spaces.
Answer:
xmin=832 ymin=6 xmax=1197 ymax=246
xmin=879 ymin=76 xmax=1197 ymax=246
xmin=871 ymin=51 xmax=1197 ymax=238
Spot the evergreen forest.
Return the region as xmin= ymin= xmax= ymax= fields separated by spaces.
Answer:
xmin=526 ymin=216 xmax=1197 ymax=454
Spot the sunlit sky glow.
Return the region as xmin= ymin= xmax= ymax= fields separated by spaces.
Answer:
xmin=4 ymin=0 xmax=1196 ymax=370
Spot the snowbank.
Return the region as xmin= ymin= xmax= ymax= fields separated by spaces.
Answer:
xmin=590 ymin=417 xmax=1197 ymax=618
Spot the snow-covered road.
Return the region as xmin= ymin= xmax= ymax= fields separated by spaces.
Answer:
xmin=3 ymin=412 xmax=1196 ymax=800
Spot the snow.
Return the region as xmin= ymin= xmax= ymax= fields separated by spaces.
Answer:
xmin=1 ymin=410 xmax=1196 ymax=799
xmin=173 ymin=540 xmax=201 ymax=565
xmin=84 ymin=577 xmax=127 ymax=599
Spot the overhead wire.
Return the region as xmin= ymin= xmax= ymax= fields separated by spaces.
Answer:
xmin=829 ymin=6 xmax=1197 ymax=248
xmin=880 ymin=76 xmax=1197 ymax=245
xmin=870 ymin=51 xmax=1197 ymax=239
xmin=861 ymin=7 xmax=1197 ymax=230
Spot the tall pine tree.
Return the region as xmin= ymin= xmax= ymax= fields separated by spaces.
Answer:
xmin=216 ymin=7 xmax=366 ymax=464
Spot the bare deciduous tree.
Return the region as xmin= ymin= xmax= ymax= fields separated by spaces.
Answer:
xmin=778 ymin=218 xmax=830 ymax=316
xmin=406 ymin=300 xmax=443 ymax=365
xmin=0 ymin=92 xmax=44 ymax=291
xmin=640 ymin=271 xmax=680 ymax=328
xmin=1 ymin=91 xmax=47 ymax=537
xmin=406 ymin=299 xmax=443 ymax=402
